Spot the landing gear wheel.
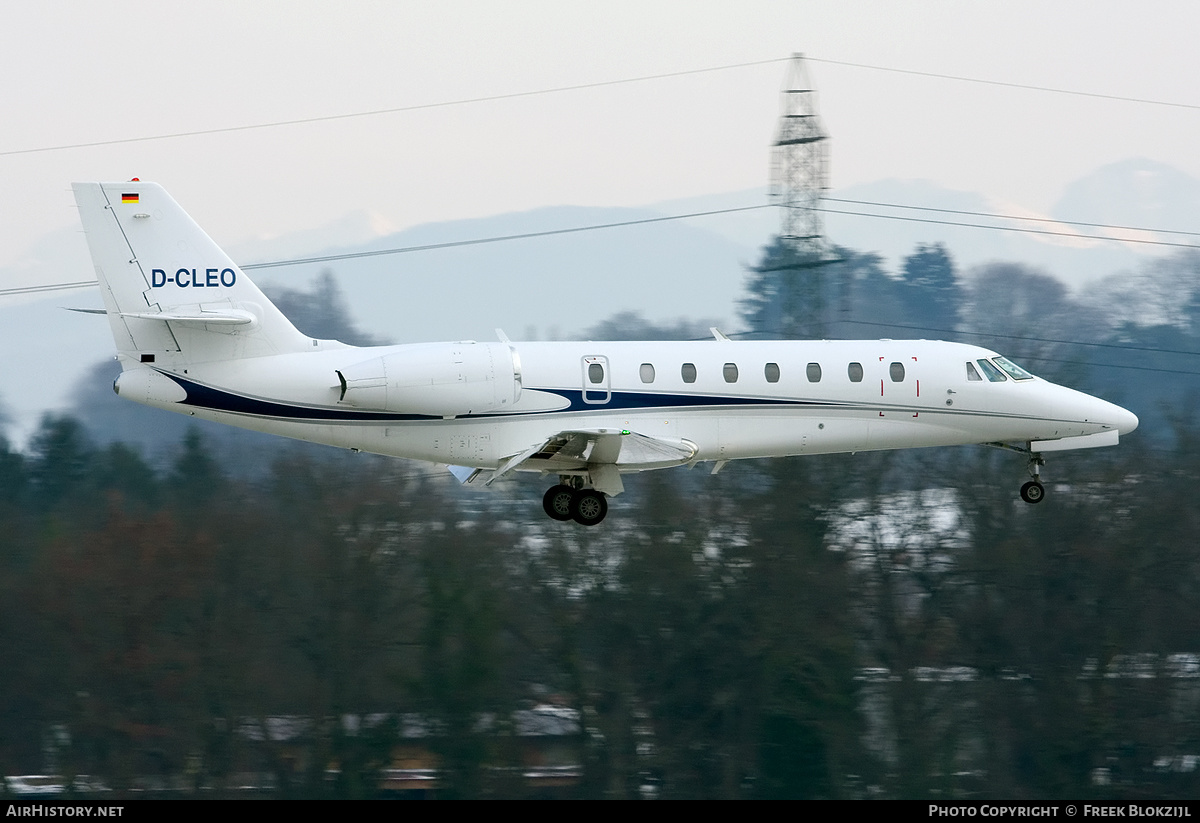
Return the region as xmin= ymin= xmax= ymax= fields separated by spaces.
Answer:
xmin=1020 ymin=481 xmax=1045 ymax=504
xmin=571 ymin=489 xmax=608 ymax=526
xmin=543 ymin=485 xmax=576 ymax=521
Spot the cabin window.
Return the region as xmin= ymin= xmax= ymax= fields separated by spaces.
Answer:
xmin=681 ymin=363 xmax=697 ymax=383
xmin=993 ymin=356 xmax=1034 ymax=380
xmin=723 ymin=363 xmax=739 ymax=383
xmin=806 ymin=362 xmax=822 ymax=382
xmin=848 ymin=362 xmax=864 ymax=383
xmin=588 ymin=363 xmax=605 ymax=384
xmin=640 ymin=363 xmax=655 ymax=383
xmin=976 ymin=359 xmax=1008 ymax=382
xmin=890 ymin=362 xmax=905 ymax=382
xmin=764 ymin=362 xmax=780 ymax=383
xmin=966 ymin=362 xmax=982 ymax=381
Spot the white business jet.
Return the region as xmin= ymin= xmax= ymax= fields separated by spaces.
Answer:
xmin=72 ymin=182 xmax=1138 ymax=525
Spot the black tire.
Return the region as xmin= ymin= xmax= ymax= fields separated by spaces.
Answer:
xmin=571 ymin=489 xmax=608 ymax=526
xmin=543 ymin=485 xmax=575 ymax=521
xmin=1020 ymin=481 xmax=1045 ymax=504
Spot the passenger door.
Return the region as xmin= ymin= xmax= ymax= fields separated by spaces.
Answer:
xmin=581 ymin=355 xmax=611 ymax=405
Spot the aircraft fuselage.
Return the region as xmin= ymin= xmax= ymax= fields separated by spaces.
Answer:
xmin=75 ymin=180 xmax=1138 ymax=524
xmin=121 ymin=337 xmax=1135 ymax=470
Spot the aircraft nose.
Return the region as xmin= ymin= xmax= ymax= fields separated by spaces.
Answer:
xmin=1053 ymin=386 xmax=1139 ymax=438
xmin=1093 ymin=396 xmax=1138 ymax=435
xmin=1113 ymin=404 xmax=1139 ymax=436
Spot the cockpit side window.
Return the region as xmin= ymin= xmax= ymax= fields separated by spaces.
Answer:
xmin=976 ymin=359 xmax=1008 ymax=382
xmin=966 ymin=362 xmax=982 ymax=381
xmin=993 ymin=356 xmax=1034 ymax=380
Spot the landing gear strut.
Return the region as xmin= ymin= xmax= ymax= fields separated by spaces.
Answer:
xmin=1020 ymin=453 xmax=1046 ymax=504
xmin=541 ymin=479 xmax=608 ymax=526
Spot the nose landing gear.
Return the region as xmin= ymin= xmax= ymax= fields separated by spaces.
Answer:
xmin=1020 ymin=452 xmax=1046 ymax=504
xmin=986 ymin=442 xmax=1049 ymax=504
xmin=1020 ymin=480 xmax=1045 ymax=504
xmin=542 ymin=479 xmax=609 ymax=525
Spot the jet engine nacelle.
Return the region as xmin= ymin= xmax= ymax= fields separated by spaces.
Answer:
xmin=336 ymin=342 xmax=522 ymax=417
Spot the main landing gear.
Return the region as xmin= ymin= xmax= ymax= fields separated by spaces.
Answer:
xmin=542 ymin=481 xmax=608 ymax=526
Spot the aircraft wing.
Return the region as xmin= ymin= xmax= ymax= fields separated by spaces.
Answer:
xmin=449 ymin=428 xmax=697 ymax=494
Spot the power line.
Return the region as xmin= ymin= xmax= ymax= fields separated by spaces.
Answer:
xmin=808 ymin=57 xmax=1200 ymax=112
xmin=1003 ymin=351 xmax=1200 ymax=378
xmin=817 ymin=205 xmax=1200 ymax=251
xmin=835 ymin=321 xmax=1200 ymax=376
xmin=8 ymin=54 xmax=1195 ymax=161
xmin=0 ymin=58 xmax=788 ymax=158
xmin=241 ymin=204 xmax=772 ymax=270
xmin=841 ymin=319 xmax=1200 ymax=359
xmin=24 ymin=271 xmax=1200 ymax=372
xmin=738 ymin=326 xmax=1200 ymax=378
xmin=0 ymin=280 xmax=99 ymax=298
xmin=825 ymin=197 xmax=1200 ymax=240
xmin=7 ymin=53 xmax=1195 ymax=160
xmin=0 ymin=203 xmax=771 ymax=296
xmin=12 ymin=194 xmax=1200 ymax=298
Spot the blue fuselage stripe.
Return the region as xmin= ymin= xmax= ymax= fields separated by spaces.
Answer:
xmin=162 ymin=371 xmax=840 ymax=422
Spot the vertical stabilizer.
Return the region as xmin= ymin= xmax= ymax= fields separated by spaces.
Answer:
xmin=72 ymin=182 xmax=310 ymax=366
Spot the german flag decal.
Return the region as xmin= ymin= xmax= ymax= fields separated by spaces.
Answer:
xmin=122 ymin=192 xmax=139 ymax=204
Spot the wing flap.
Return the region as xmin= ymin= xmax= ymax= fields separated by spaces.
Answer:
xmin=484 ymin=428 xmax=697 ymax=488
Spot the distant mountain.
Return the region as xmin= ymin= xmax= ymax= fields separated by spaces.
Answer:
xmin=226 ymin=210 xmax=398 ymax=266
xmin=1052 ymin=158 xmax=1200 ymax=232
xmin=823 ymin=160 xmax=1200 ymax=289
xmin=243 ymin=204 xmax=754 ymax=345
xmin=822 ymin=179 xmax=1141 ymax=289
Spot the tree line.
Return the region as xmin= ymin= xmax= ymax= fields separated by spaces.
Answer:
xmin=0 ymin=410 xmax=1197 ymax=797
xmin=1 ymin=246 xmax=1199 ymax=797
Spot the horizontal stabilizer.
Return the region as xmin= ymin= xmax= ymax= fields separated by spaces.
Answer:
xmin=69 ymin=306 xmax=260 ymax=327
xmin=117 ymin=309 xmax=258 ymax=327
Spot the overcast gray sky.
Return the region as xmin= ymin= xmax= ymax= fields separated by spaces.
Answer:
xmin=4 ymin=0 xmax=1200 ymax=290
